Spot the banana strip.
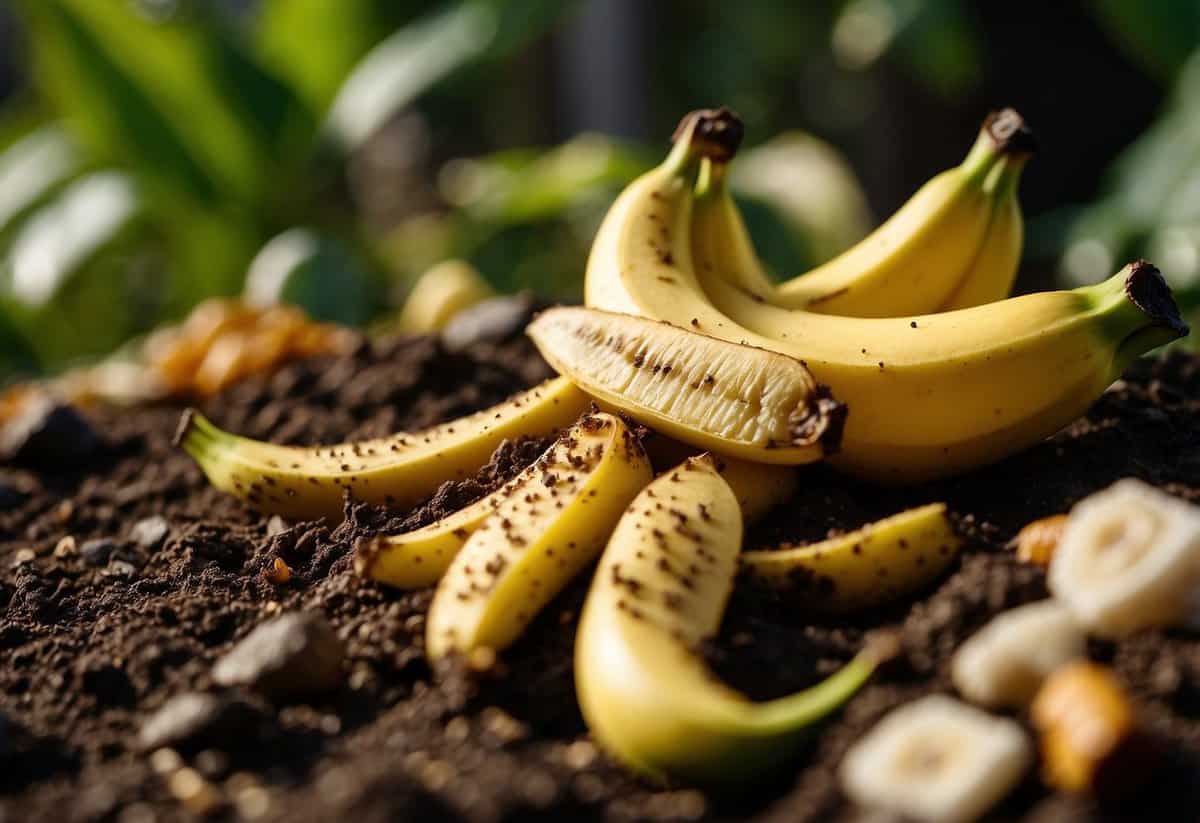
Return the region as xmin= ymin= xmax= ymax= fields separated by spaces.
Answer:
xmin=576 ymin=454 xmax=880 ymax=784
xmin=528 ymin=306 xmax=845 ymax=464
xmin=425 ymin=412 xmax=651 ymax=659
xmin=741 ymin=503 xmax=962 ymax=612
xmin=177 ymin=376 xmax=590 ymax=520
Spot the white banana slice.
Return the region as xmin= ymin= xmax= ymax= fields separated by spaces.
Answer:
xmin=1049 ymin=478 xmax=1200 ymax=637
xmin=840 ymin=695 xmax=1031 ymax=823
xmin=951 ymin=600 xmax=1085 ymax=709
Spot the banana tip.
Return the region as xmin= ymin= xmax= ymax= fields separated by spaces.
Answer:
xmin=675 ymin=108 xmax=744 ymax=162
xmin=1125 ymin=260 xmax=1189 ymax=338
xmin=985 ymin=108 xmax=1036 ymax=156
xmin=173 ymin=408 xmax=197 ymax=448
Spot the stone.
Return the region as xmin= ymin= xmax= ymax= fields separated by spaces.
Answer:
xmin=0 ymin=393 xmax=102 ymax=468
xmin=80 ymin=538 xmax=116 ymax=566
xmin=137 ymin=692 xmax=260 ymax=752
xmin=211 ymin=611 xmax=343 ymax=699
xmin=129 ymin=515 xmax=170 ymax=549
xmin=440 ymin=292 xmax=544 ymax=352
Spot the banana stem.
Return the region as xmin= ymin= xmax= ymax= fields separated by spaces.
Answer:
xmin=1087 ymin=261 xmax=1189 ymax=367
xmin=750 ymin=650 xmax=878 ymax=735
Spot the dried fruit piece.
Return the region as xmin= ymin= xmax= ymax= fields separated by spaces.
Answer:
xmin=177 ymin=377 xmax=590 ymax=521
xmin=425 ymin=413 xmax=651 ymax=659
xmin=1049 ymin=478 xmax=1200 ymax=637
xmin=1012 ymin=513 xmax=1068 ymax=566
xmin=576 ymin=454 xmax=879 ymax=784
xmin=1031 ymin=662 xmax=1159 ymax=800
xmin=839 ymin=695 xmax=1031 ymax=823
xmin=951 ymin=600 xmax=1085 ymax=708
xmin=527 ymin=306 xmax=845 ymax=464
xmin=397 ymin=259 xmax=494 ymax=334
xmin=741 ymin=503 xmax=961 ymax=612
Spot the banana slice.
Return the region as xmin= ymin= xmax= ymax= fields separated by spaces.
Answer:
xmin=741 ymin=503 xmax=961 ymax=612
xmin=425 ymin=412 xmax=651 ymax=659
xmin=397 ymin=259 xmax=494 ymax=334
xmin=177 ymin=377 xmax=590 ymax=521
xmin=839 ymin=694 xmax=1032 ymax=823
xmin=951 ymin=600 xmax=1085 ymax=709
xmin=577 ymin=454 xmax=879 ymax=784
xmin=1048 ymin=478 xmax=1200 ymax=637
xmin=527 ymin=306 xmax=846 ymax=464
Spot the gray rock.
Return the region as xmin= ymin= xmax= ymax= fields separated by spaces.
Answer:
xmin=137 ymin=692 xmax=259 ymax=752
xmin=0 ymin=394 xmax=102 ymax=468
xmin=129 ymin=515 xmax=170 ymax=549
xmin=440 ymin=292 xmax=545 ymax=352
xmin=80 ymin=538 xmax=116 ymax=566
xmin=212 ymin=611 xmax=343 ymax=699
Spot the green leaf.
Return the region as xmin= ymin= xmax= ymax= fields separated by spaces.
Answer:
xmin=0 ymin=126 xmax=81 ymax=250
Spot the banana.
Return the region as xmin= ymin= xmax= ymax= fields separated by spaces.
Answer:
xmin=397 ymin=259 xmax=494 ymax=334
xmin=1048 ymin=478 xmax=1200 ymax=637
xmin=741 ymin=503 xmax=961 ymax=612
xmin=839 ymin=694 xmax=1032 ymax=823
xmin=698 ymin=108 xmax=1034 ymax=316
xmin=176 ymin=377 xmax=590 ymax=520
xmin=951 ymin=600 xmax=1085 ymax=709
xmin=576 ymin=454 xmax=880 ymax=784
xmin=425 ymin=412 xmax=651 ymax=659
xmin=527 ymin=306 xmax=845 ymax=464
xmin=587 ymin=109 xmax=1187 ymax=482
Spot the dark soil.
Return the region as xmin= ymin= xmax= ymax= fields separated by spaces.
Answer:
xmin=2 ymin=332 xmax=1199 ymax=823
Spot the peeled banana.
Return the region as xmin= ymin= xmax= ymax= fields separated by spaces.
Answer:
xmin=397 ymin=259 xmax=494 ymax=334
xmin=177 ymin=377 xmax=590 ymax=520
xmin=425 ymin=412 xmax=651 ymax=659
xmin=839 ymin=694 xmax=1031 ymax=823
xmin=527 ymin=306 xmax=845 ymax=464
xmin=1049 ymin=478 xmax=1200 ymax=637
xmin=741 ymin=503 xmax=962 ymax=612
xmin=576 ymin=454 xmax=880 ymax=784
xmin=585 ymin=109 xmax=1189 ymax=482
xmin=696 ymin=108 xmax=1033 ymax=316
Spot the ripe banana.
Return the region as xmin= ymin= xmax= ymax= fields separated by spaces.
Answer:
xmin=397 ymin=259 xmax=494 ymax=334
xmin=1048 ymin=478 xmax=1200 ymax=637
xmin=576 ymin=454 xmax=879 ymax=784
xmin=425 ymin=412 xmax=651 ymax=659
xmin=527 ymin=306 xmax=845 ymax=464
xmin=176 ymin=377 xmax=590 ymax=520
xmin=696 ymin=108 xmax=1033 ymax=316
xmin=741 ymin=503 xmax=961 ymax=612
xmin=839 ymin=694 xmax=1032 ymax=823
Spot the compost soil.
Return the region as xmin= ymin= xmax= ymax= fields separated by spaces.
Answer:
xmin=2 ymin=330 xmax=1199 ymax=823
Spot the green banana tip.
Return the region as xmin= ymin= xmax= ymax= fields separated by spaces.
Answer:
xmin=1125 ymin=260 xmax=1189 ymax=339
xmin=173 ymin=408 xmax=199 ymax=449
xmin=985 ymin=107 xmax=1036 ymax=156
xmin=673 ymin=108 xmax=744 ymax=162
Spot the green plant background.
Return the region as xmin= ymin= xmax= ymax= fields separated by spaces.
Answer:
xmin=0 ymin=0 xmax=1196 ymax=383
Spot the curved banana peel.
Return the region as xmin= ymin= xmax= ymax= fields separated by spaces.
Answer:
xmin=577 ymin=454 xmax=879 ymax=784
xmin=177 ymin=377 xmax=589 ymax=521
xmin=741 ymin=503 xmax=962 ymax=612
xmin=425 ymin=412 xmax=651 ymax=659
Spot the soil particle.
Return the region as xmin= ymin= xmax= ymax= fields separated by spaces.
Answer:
xmin=128 ymin=515 xmax=171 ymax=549
xmin=1 ymin=336 xmax=1198 ymax=822
xmin=137 ymin=692 xmax=264 ymax=753
xmin=1 ymin=394 xmax=104 ymax=468
xmin=211 ymin=611 xmax=344 ymax=698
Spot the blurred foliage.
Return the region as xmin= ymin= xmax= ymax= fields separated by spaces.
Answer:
xmin=2 ymin=0 xmax=1198 ymax=381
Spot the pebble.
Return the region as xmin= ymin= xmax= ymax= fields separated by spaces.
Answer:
xmin=440 ymin=292 xmax=543 ymax=352
xmin=80 ymin=538 xmax=116 ymax=566
xmin=211 ymin=611 xmax=344 ymax=699
xmin=0 ymin=394 xmax=101 ymax=468
xmin=53 ymin=536 xmax=77 ymax=558
xmin=105 ymin=559 xmax=138 ymax=578
xmin=149 ymin=747 xmax=183 ymax=775
xmin=266 ymin=515 xmax=288 ymax=537
xmin=480 ymin=707 xmax=528 ymax=747
xmin=12 ymin=548 xmax=35 ymax=567
xmin=137 ymin=692 xmax=259 ymax=752
xmin=167 ymin=767 xmax=224 ymax=815
xmin=129 ymin=516 xmax=170 ymax=549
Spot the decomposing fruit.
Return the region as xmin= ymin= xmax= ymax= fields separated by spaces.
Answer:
xmin=741 ymin=503 xmax=962 ymax=612
xmin=839 ymin=694 xmax=1031 ymax=823
xmin=695 ymin=108 xmax=1034 ymax=316
xmin=1011 ymin=513 xmax=1069 ymax=566
xmin=177 ymin=377 xmax=590 ymax=520
xmin=1049 ymin=478 xmax=1200 ymax=637
xmin=425 ymin=413 xmax=651 ymax=659
xmin=397 ymin=259 xmax=494 ymax=334
xmin=527 ymin=306 xmax=845 ymax=464
xmin=1031 ymin=661 xmax=1160 ymax=800
xmin=576 ymin=454 xmax=880 ymax=783
xmin=951 ymin=600 xmax=1085 ymax=709
xmin=585 ymin=108 xmax=1189 ymax=482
